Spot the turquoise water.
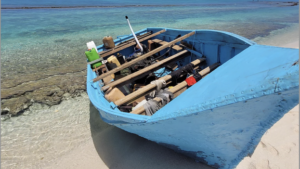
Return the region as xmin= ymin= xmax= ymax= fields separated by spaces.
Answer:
xmin=1 ymin=1 xmax=299 ymax=78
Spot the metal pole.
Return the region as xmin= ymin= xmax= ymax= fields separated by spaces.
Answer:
xmin=125 ymin=16 xmax=143 ymax=53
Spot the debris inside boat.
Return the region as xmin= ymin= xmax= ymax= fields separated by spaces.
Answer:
xmin=85 ymin=18 xmax=221 ymax=116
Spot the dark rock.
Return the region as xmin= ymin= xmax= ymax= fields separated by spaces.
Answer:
xmin=1 ymin=108 xmax=10 ymax=115
xmin=1 ymin=70 xmax=87 ymax=115
xmin=1 ymin=96 xmax=32 ymax=115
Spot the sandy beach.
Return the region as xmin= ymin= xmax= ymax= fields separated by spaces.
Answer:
xmin=44 ymin=101 xmax=213 ymax=169
xmin=40 ymin=27 xmax=299 ymax=169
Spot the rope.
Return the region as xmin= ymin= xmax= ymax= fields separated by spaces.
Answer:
xmin=144 ymin=89 xmax=174 ymax=116
xmin=149 ymin=80 xmax=166 ymax=97
xmin=156 ymin=89 xmax=174 ymax=106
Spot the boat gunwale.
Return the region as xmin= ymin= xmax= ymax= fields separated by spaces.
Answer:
xmin=87 ymin=27 xmax=260 ymax=124
xmin=95 ymin=27 xmax=257 ymax=53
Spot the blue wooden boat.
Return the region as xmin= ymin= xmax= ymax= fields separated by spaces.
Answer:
xmin=86 ymin=28 xmax=299 ymax=169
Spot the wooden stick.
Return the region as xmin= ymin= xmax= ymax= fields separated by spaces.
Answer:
xmin=101 ymin=50 xmax=189 ymax=91
xmin=114 ymin=58 xmax=205 ymax=106
xmin=100 ymin=29 xmax=166 ymax=58
xmin=93 ymin=31 xmax=196 ymax=82
xmin=88 ymin=31 xmax=164 ymax=65
xmin=99 ymin=32 xmax=152 ymax=55
xmin=131 ymin=62 xmax=220 ymax=115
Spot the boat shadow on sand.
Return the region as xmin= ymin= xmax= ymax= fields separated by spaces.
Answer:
xmin=89 ymin=102 xmax=213 ymax=169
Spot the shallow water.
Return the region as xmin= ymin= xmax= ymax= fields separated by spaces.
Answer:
xmin=1 ymin=94 xmax=91 ymax=169
xmin=1 ymin=0 xmax=299 ymax=168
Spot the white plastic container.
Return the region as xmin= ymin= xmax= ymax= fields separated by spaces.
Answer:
xmin=86 ymin=41 xmax=98 ymax=52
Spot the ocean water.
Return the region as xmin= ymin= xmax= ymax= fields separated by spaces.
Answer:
xmin=1 ymin=0 xmax=299 ymax=168
xmin=1 ymin=1 xmax=299 ymax=77
xmin=2 ymin=0 xmax=295 ymax=7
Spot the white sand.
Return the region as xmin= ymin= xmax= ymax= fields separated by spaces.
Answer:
xmin=45 ymin=102 xmax=213 ymax=169
xmin=235 ymin=105 xmax=299 ymax=169
xmin=45 ymin=27 xmax=299 ymax=169
xmin=47 ymin=101 xmax=299 ymax=169
xmin=252 ymin=23 xmax=299 ymax=48
xmin=235 ymin=28 xmax=299 ymax=169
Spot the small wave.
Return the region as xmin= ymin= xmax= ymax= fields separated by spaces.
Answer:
xmin=1 ymin=4 xmax=184 ymax=9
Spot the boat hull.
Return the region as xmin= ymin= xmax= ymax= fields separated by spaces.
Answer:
xmin=86 ymin=28 xmax=299 ymax=168
xmin=113 ymin=87 xmax=298 ymax=168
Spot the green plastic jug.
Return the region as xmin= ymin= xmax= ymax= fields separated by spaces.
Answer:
xmin=85 ymin=48 xmax=102 ymax=69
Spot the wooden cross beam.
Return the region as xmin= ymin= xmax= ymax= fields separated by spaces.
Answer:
xmin=93 ymin=31 xmax=196 ymax=82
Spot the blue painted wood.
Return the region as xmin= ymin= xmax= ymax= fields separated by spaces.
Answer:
xmin=87 ymin=28 xmax=299 ymax=169
xmin=219 ymin=45 xmax=232 ymax=64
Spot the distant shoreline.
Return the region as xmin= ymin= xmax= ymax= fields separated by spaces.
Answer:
xmin=1 ymin=5 xmax=182 ymax=9
xmin=1 ymin=1 xmax=298 ymax=10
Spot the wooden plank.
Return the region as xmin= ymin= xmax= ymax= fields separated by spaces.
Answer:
xmin=88 ymin=30 xmax=165 ymax=65
xmin=114 ymin=58 xmax=205 ymax=106
xmin=172 ymin=45 xmax=183 ymax=51
xmin=92 ymin=64 xmax=105 ymax=72
xmin=131 ymin=62 xmax=220 ymax=115
xmin=103 ymin=75 xmax=113 ymax=85
xmin=153 ymin=39 xmax=183 ymax=51
xmin=102 ymin=50 xmax=189 ymax=91
xmin=159 ymin=41 xmax=168 ymax=45
xmin=100 ymin=30 xmax=166 ymax=58
xmin=152 ymin=39 xmax=162 ymax=43
xmin=173 ymin=86 xmax=187 ymax=98
xmin=99 ymin=32 xmax=152 ymax=55
xmin=93 ymin=31 xmax=196 ymax=82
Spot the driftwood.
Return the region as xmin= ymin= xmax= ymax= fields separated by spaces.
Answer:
xmin=114 ymin=58 xmax=205 ymax=106
xmin=93 ymin=31 xmax=196 ymax=82
xmin=101 ymin=50 xmax=190 ymax=91
xmin=131 ymin=62 xmax=220 ymax=115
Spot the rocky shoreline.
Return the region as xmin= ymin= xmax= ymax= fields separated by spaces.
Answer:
xmin=1 ymin=64 xmax=87 ymax=116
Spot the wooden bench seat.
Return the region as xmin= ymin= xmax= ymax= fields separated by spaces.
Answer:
xmin=152 ymin=39 xmax=183 ymax=51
